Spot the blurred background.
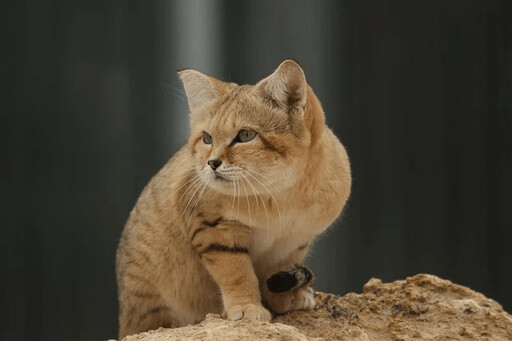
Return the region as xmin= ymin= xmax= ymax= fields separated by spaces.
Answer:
xmin=2 ymin=0 xmax=511 ymax=340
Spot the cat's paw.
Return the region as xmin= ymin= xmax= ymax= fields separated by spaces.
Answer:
xmin=265 ymin=285 xmax=315 ymax=315
xmin=224 ymin=303 xmax=272 ymax=322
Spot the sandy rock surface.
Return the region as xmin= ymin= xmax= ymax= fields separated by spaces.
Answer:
xmin=121 ymin=274 xmax=512 ymax=341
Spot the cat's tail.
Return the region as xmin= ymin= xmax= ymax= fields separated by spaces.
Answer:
xmin=266 ymin=264 xmax=314 ymax=293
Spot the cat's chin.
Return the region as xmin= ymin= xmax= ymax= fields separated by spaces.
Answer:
xmin=214 ymin=174 xmax=231 ymax=182
xmin=204 ymin=177 xmax=237 ymax=195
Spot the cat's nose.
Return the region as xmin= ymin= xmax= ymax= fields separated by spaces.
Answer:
xmin=207 ymin=159 xmax=222 ymax=170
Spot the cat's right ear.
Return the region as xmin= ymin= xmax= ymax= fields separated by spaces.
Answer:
xmin=178 ymin=69 xmax=235 ymax=115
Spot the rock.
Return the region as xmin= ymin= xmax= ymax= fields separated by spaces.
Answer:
xmin=121 ymin=274 xmax=512 ymax=341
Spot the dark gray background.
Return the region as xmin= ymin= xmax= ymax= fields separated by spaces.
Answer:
xmin=2 ymin=1 xmax=511 ymax=340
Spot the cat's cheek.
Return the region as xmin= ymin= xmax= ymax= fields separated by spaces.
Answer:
xmin=194 ymin=150 xmax=211 ymax=168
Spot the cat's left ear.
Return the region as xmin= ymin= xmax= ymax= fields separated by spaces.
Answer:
xmin=178 ymin=69 xmax=235 ymax=115
xmin=253 ymin=59 xmax=307 ymax=113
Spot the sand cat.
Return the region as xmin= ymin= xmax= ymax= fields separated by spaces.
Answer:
xmin=116 ymin=60 xmax=351 ymax=339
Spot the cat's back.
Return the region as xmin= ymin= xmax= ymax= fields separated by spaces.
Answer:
xmin=117 ymin=146 xmax=193 ymax=268
xmin=128 ymin=145 xmax=191 ymax=223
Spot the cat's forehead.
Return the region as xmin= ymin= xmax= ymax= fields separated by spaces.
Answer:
xmin=210 ymin=86 xmax=255 ymax=122
xmin=204 ymin=84 xmax=289 ymax=136
xmin=218 ymin=85 xmax=252 ymax=108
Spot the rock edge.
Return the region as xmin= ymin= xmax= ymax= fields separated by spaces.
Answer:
xmin=120 ymin=274 xmax=512 ymax=341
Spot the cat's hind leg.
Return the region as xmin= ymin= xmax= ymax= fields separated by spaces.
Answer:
xmin=118 ymin=290 xmax=180 ymax=340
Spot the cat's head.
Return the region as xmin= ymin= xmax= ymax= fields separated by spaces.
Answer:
xmin=178 ymin=60 xmax=325 ymax=196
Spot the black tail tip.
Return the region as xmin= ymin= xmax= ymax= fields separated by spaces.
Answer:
xmin=267 ymin=265 xmax=314 ymax=293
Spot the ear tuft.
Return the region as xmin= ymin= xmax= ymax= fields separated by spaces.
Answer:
xmin=178 ymin=69 xmax=223 ymax=114
xmin=254 ymin=59 xmax=307 ymax=112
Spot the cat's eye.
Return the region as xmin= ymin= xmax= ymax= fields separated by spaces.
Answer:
xmin=202 ymin=132 xmax=212 ymax=144
xmin=236 ymin=129 xmax=257 ymax=143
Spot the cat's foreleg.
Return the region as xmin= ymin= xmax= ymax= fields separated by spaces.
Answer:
xmin=191 ymin=220 xmax=271 ymax=322
xmin=259 ymin=243 xmax=316 ymax=315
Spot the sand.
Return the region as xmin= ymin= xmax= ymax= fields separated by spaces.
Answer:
xmin=120 ymin=274 xmax=512 ymax=340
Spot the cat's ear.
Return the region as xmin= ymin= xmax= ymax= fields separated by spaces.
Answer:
xmin=178 ymin=69 xmax=234 ymax=114
xmin=254 ymin=59 xmax=307 ymax=112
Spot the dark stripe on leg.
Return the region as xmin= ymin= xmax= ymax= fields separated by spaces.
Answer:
xmin=199 ymin=243 xmax=249 ymax=255
xmin=191 ymin=217 xmax=223 ymax=242
xmin=191 ymin=227 xmax=208 ymax=242
xmin=130 ymin=291 xmax=161 ymax=299
xmin=139 ymin=305 xmax=171 ymax=322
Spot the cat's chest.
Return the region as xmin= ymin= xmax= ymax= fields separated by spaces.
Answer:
xmin=245 ymin=208 xmax=320 ymax=264
xmin=220 ymin=192 xmax=331 ymax=265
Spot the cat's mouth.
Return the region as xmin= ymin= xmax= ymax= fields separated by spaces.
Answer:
xmin=214 ymin=172 xmax=232 ymax=182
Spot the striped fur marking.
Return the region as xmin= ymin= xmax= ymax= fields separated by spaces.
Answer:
xmin=138 ymin=305 xmax=171 ymax=322
xmin=199 ymin=243 xmax=249 ymax=255
xmin=190 ymin=217 xmax=223 ymax=242
xmin=297 ymin=242 xmax=309 ymax=251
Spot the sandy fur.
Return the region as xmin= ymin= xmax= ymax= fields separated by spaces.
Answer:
xmin=116 ymin=60 xmax=351 ymax=339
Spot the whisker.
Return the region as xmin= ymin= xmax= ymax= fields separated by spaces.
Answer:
xmin=246 ymin=168 xmax=278 ymax=190
xmin=236 ymin=179 xmax=240 ymax=223
xmin=170 ymin=169 xmax=200 ymax=197
xmin=240 ymin=177 xmax=251 ymax=229
xmin=189 ymin=179 xmax=208 ymax=219
xmin=231 ymin=177 xmax=236 ymax=210
xmin=175 ymin=179 xmax=202 ymax=216
xmin=180 ymin=178 xmax=205 ymax=222
xmin=176 ymin=175 xmax=202 ymax=207
xmin=187 ymin=178 xmax=209 ymax=226
xmin=242 ymin=172 xmax=270 ymax=234
xmin=245 ymin=171 xmax=282 ymax=230
xmin=181 ymin=178 xmax=203 ymax=210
